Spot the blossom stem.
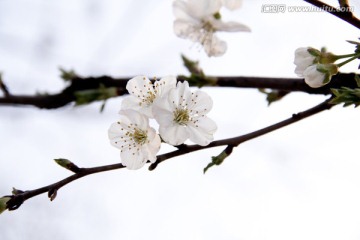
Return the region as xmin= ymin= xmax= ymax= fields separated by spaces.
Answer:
xmin=333 ymin=53 xmax=358 ymax=60
xmin=337 ymin=54 xmax=360 ymax=67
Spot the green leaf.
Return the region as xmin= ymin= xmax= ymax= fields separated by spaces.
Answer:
xmin=181 ymin=55 xmax=203 ymax=76
xmin=59 ymin=67 xmax=77 ymax=81
xmin=330 ymin=87 xmax=360 ymax=107
xmin=355 ymin=74 xmax=360 ymax=87
xmin=259 ymin=89 xmax=289 ymax=105
xmin=74 ymin=84 xmax=117 ymax=106
xmin=180 ymin=55 xmax=217 ymax=88
xmin=12 ymin=188 xmax=24 ymax=195
xmin=346 ymin=40 xmax=360 ymax=45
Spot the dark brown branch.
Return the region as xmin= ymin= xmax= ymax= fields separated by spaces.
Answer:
xmin=149 ymin=98 xmax=334 ymax=170
xmin=303 ymin=0 xmax=360 ymax=29
xmin=6 ymin=163 xmax=125 ymax=211
xmin=4 ymin=98 xmax=334 ymax=212
xmin=0 ymin=73 xmax=356 ymax=109
xmin=0 ymin=75 xmax=10 ymax=97
xmin=0 ymin=76 xmax=129 ymax=109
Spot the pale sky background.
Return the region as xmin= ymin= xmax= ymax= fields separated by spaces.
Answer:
xmin=1 ymin=0 xmax=360 ymax=239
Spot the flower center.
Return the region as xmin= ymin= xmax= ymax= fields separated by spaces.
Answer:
xmin=173 ymin=108 xmax=190 ymax=125
xmin=132 ymin=128 xmax=148 ymax=145
xmin=145 ymin=91 xmax=156 ymax=105
xmin=202 ymin=21 xmax=215 ymax=33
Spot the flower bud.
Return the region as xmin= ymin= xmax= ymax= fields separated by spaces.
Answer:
xmin=54 ymin=158 xmax=80 ymax=173
xmin=303 ymin=64 xmax=338 ymax=88
xmin=294 ymin=47 xmax=318 ymax=77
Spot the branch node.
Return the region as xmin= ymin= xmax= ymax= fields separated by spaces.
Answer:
xmin=0 ymin=73 xmax=10 ymax=97
xmin=203 ymin=145 xmax=234 ymax=173
xmin=48 ymin=188 xmax=58 ymax=201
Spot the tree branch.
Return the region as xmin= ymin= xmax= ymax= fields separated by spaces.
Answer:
xmin=0 ymin=73 xmax=356 ymax=109
xmin=303 ymin=0 xmax=360 ymax=29
xmin=4 ymin=98 xmax=334 ymax=212
xmin=6 ymin=163 xmax=126 ymax=211
xmin=149 ymin=98 xmax=334 ymax=170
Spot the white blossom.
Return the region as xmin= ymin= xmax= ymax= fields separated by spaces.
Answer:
xmin=294 ymin=47 xmax=317 ymax=77
xmin=122 ymin=75 xmax=177 ymax=118
xmin=303 ymin=65 xmax=326 ymax=88
xmin=108 ymin=110 xmax=161 ymax=170
xmin=303 ymin=64 xmax=338 ymax=88
xmin=173 ymin=0 xmax=250 ymax=57
xmin=153 ymin=81 xmax=217 ymax=146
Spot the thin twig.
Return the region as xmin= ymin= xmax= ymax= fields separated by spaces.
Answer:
xmin=4 ymin=98 xmax=334 ymax=211
xmin=149 ymin=98 xmax=334 ymax=169
xmin=6 ymin=163 xmax=125 ymax=211
xmin=303 ymin=0 xmax=360 ymax=29
xmin=0 ymin=74 xmax=10 ymax=97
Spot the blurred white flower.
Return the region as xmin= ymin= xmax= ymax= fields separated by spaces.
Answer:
xmin=202 ymin=35 xmax=227 ymax=57
xmin=108 ymin=110 xmax=161 ymax=170
xmin=153 ymin=81 xmax=217 ymax=146
xmin=294 ymin=47 xmax=318 ymax=77
xmin=221 ymin=0 xmax=242 ymax=10
xmin=303 ymin=64 xmax=338 ymax=88
xmin=122 ymin=75 xmax=177 ymax=118
xmin=173 ymin=0 xmax=250 ymax=57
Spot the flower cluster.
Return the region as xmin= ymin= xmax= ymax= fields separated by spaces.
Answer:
xmin=108 ymin=76 xmax=217 ymax=170
xmin=173 ymin=0 xmax=250 ymax=57
xmin=293 ymin=47 xmax=339 ymax=88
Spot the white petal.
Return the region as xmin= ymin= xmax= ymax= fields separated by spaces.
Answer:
xmin=221 ymin=0 xmax=242 ymax=10
xmin=294 ymin=48 xmax=316 ymax=77
xmin=160 ymin=124 xmax=189 ymax=146
xmin=173 ymin=0 xmax=196 ymax=21
xmin=203 ymin=35 xmax=227 ymax=57
xmin=153 ymin=108 xmax=174 ymax=128
xmin=121 ymin=95 xmax=154 ymax=118
xmin=168 ymin=81 xmax=192 ymax=108
xmin=303 ymin=65 xmax=326 ymax=88
xmin=119 ymin=109 xmax=149 ymax=129
xmin=154 ymin=75 xmax=177 ymax=98
xmin=187 ymin=0 xmax=222 ymax=18
xmin=188 ymin=117 xmax=217 ymax=146
xmin=294 ymin=56 xmax=315 ymax=77
xmin=213 ymin=20 xmax=251 ymax=32
xmin=187 ymin=90 xmax=213 ymax=115
xmin=126 ymin=76 xmax=153 ymax=96
xmin=121 ymin=95 xmax=141 ymax=110
xmin=142 ymin=133 xmax=161 ymax=163
xmin=108 ymin=122 xmax=126 ymax=149
xmin=121 ymin=149 xmax=146 ymax=170
xmin=295 ymin=47 xmax=311 ymax=58
xmin=173 ymin=19 xmax=202 ymax=41
xmin=152 ymin=96 xmax=174 ymax=127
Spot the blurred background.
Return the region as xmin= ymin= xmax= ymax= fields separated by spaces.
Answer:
xmin=1 ymin=0 xmax=360 ymax=239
